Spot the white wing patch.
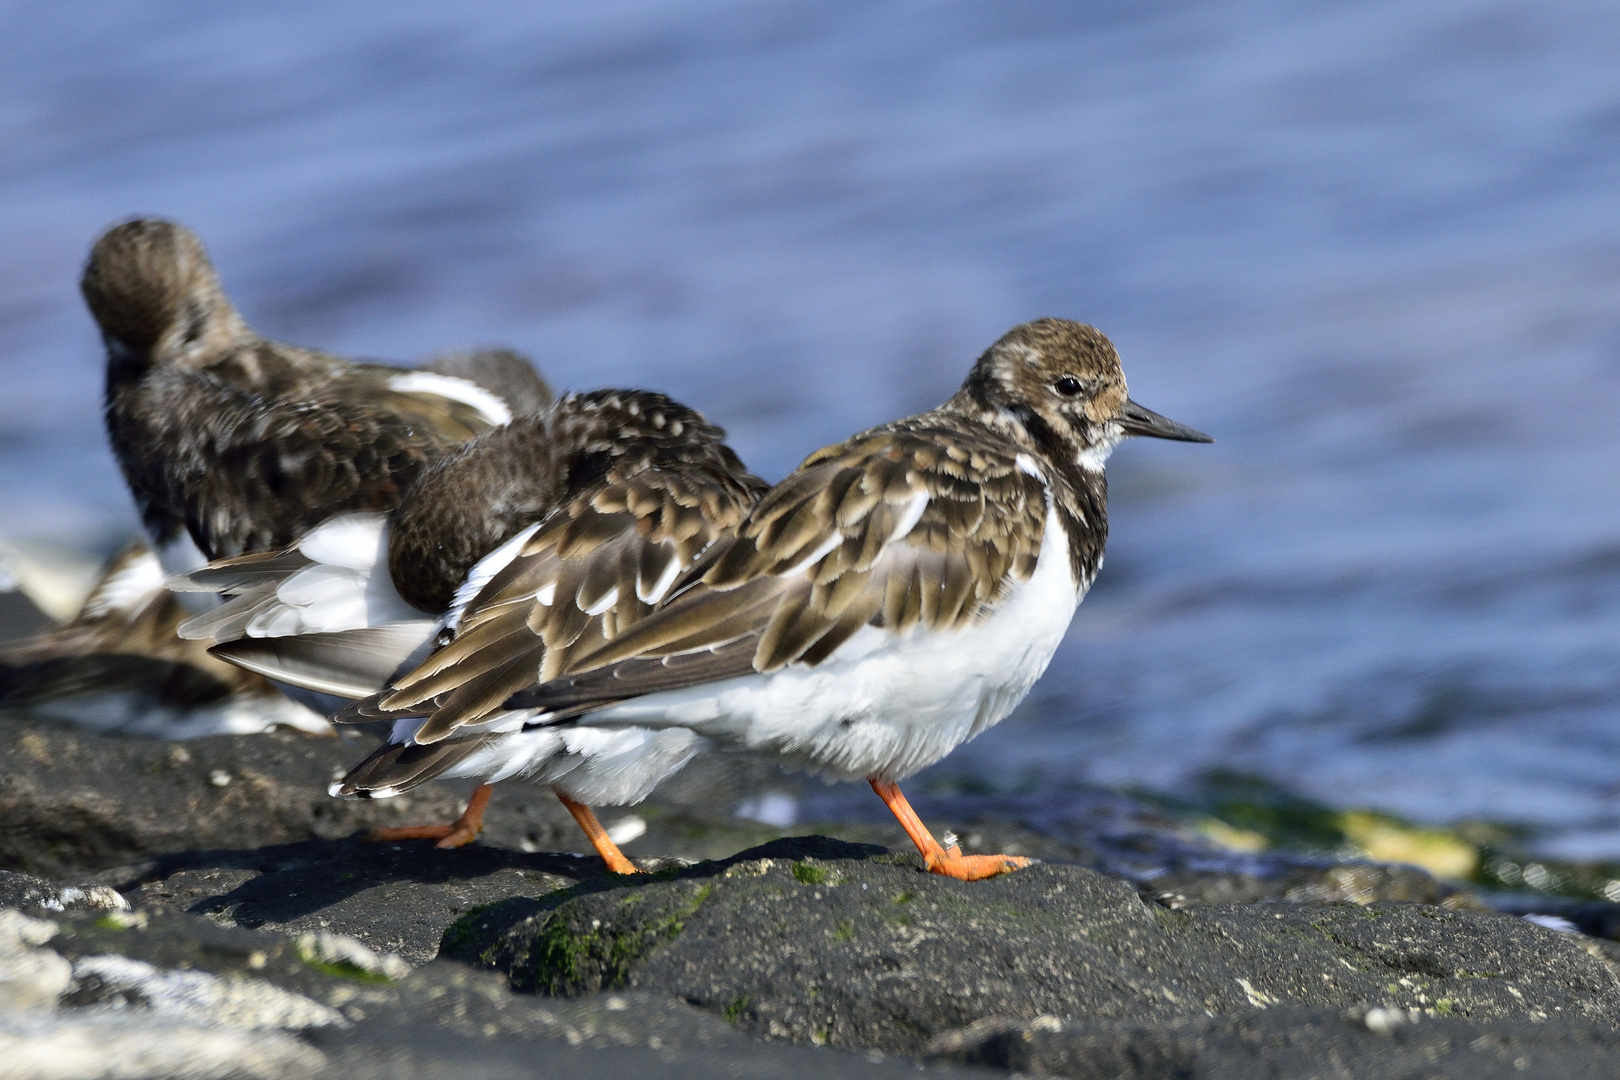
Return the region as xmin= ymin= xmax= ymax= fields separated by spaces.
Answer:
xmin=888 ymin=489 xmax=930 ymax=544
xmin=388 ymin=371 xmax=513 ymax=426
xmin=779 ymin=533 xmax=844 ymax=579
xmin=298 ymin=512 xmax=390 ymax=569
xmin=636 ymin=547 xmax=682 ymax=603
xmin=80 ymin=549 xmax=166 ymax=620
xmin=216 ymin=512 xmax=423 ymax=636
xmin=583 ymin=585 xmax=620 ymax=617
xmin=177 ymin=513 xmax=421 ymax=641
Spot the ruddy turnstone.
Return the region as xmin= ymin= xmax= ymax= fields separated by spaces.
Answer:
xmin=0 ymin=541 xmax=327 ymax=738
xmin=84 ymin=217 xmax=550 ymax=573
xmin=348 ymin=318 xmax=1210 ymax=880
xmin=181 ymin=390 xmax=766 ymax=867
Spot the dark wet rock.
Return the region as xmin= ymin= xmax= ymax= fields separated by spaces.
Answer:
xmin=0 ymin=712 xmax=896 ymax=881
xmin=13 ymin=712 xmax=1620 ymax=1075
xmin=0 ymin=713 xmax=462 ymax=879
xmin=1144 ymin=859 xmax=1488 ymax=910
xmin=114 ymin=839 xmax=589 ymax=965
xmin=0 ymin=708 xmax=1479 ymax=917
xmin=310 ymin=1029 xmax=985 ymax=1080
xmin=445 ymin=837 xmax=1620 ymax=1058
xmin=0 ymin=868 xmax=126 ymax=913
xmin=874 ymin=787 xmax=1490 ymax=911
xmin=314 ymin=975 xmax=988 ymax=1079
xmin=0 ymin=871 xmax=69 ymax=912
xmin=23 ymin=905 xmax=983 ymax=1080
xmin=925 ymin=1008 xmax=1620 ymax=1080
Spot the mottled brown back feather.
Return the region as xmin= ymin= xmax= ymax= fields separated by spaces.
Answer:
xmin=88 ymin=218 xmax=548 ymax=561
xmin=343 ymin=389 xmax=765 ymax=742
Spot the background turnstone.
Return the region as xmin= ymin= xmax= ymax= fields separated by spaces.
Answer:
xmin=84 ymin=217 xmax=551 ymax=574
xmin=0 ymin=541 xmax=327 ymax=738
xmin=184 ymin=389 xmax=765 ymax=868
xmin=376 ymin=318 xmax=1210 ymax=880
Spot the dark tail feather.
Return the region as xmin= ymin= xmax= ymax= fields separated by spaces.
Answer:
xmin=209 ymin=626 xmax=434 ymax=701
xmin=335 ymin=733 xmax=499 ymax=796
xmin=333 ymin=689 xmax=422 ymax=724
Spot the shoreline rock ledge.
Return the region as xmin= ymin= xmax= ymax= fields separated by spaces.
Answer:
xmin=445 ymin=836 xmax=1620 ymax=1078
xmin=8 ymin=706 xmax=1620 ymax=1076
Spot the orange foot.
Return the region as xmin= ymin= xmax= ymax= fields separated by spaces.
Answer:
xmin=556 ymin=791 xmax=641 ymax=875
xmin=366 ymin=783 xmax=492 ymax=849
xmin=869 ymin=777 xmax=1032 ymax=881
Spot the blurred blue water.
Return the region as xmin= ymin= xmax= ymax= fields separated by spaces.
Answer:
xmin=4 ymin=1 xmax=1620 ymax=853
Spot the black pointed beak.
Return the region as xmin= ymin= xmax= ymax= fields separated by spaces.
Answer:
xmin=1117 ymin=399 xmax=1213 ymax=442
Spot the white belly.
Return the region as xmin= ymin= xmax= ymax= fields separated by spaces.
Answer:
xmin=433 ymin=722 xmax=707 ymax=806
xmin=582 ymin=503 xmax=1083 ymax=781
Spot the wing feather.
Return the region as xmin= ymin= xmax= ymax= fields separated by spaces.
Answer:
xmin=350 ymin=451 xmax=761 ymax=742
xmin=511 ymin=423 xmax=1050 ymax=715
xmin=354 ymin=418 xmax=1050 ymax=744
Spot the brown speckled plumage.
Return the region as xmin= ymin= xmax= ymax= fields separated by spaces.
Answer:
xmin=86 ymin=218 xmax=549 ymax=559
xmin=494 ymin=318 xmax=1207 ymax=721
xmin=341 ymin=320 xmax=1208 ymax=762
xmin=321 ymin=320 xmax=1209 ymax=871
xmin=344 ymin=389 xmax=765 ymax=745
xmin=0 ymin=542 xmax=288 ymax=714
xmin=381 ymin=387 xmax=766 ymax=614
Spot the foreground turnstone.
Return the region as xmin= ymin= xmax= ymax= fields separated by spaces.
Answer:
xmin=0 ymin=541 xmax=327 ymax=738
xmin=351 ymin=319 xmax=1210 ymax=879
xmin=84 ymin=218 xmax=550 ymax=572
xmin=182 ymin=390 xmax=766 ymax=867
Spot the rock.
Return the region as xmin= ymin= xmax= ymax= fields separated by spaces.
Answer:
xmin=296 ymin=931 xmax=413 ymax=982
xmin=0 ymin=1013 xmax=325 ymax=1080
xmin=14 ymin=711 xmax=1620 ymax=1076
xmin=68 ymin=952 xmax=347 ymax=1029
xmin=310 ymin=1017 xmax=984 ymax=1080
xmin=0 ymin=910 xmax=72 ymax=1011
xmin=0 ymin=869 xmax=128 ymax=914
xmin=882 ymin=787 xmax=1489 ymax=910
xmin=1143 ymin=859 xmax=1486 ymax=910
xmin=24 ymin=904 xmax=982 ymax=1080
xmin=0 ymin=712 xmax=895 ymax=881
xmin=0 ymin=714 xmax=478 ymax=879
xmin=0 ymin=709 xmax=1480 ymax=916
xmin=115 ymin=838 xmax=588 ymax=965
xmin=924 ymin=1008 xmax=1620 ymax=1079
xmin=444 ymin=837 xmax=1620 ymax=1058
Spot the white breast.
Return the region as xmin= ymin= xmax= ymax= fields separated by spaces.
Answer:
xmin=583 ymin=499 xmax=1085 ymax=781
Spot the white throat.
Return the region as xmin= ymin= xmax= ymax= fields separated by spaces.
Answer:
xmin=1075 ymin=430 xmax=1123 ymax=473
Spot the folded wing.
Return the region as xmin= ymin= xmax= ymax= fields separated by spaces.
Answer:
xmin=346 ymin=458 xmax=762 ymax=742
xmin=503 ymin=424 xmax=1052 ymax=718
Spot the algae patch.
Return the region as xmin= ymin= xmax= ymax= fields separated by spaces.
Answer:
xmin=524 ymin=881 xmax=713 ymax=995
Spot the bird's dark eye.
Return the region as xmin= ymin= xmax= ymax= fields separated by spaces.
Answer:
xmin=1053 ymin=376 xmax=1083 ymax=397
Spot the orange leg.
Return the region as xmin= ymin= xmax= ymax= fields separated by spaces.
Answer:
xmin=367 ymin=782 xmax=492 ymax=849
xmin=869 ymin=777 xmax=1031 ymax=881
xmin=555 ymin=791 xmax=641 ymax=875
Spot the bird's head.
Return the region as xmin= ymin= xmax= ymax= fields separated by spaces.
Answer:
xmin=956 ymin=318 xmax=1211 ymax=470
xmin=81 ymin=218 xmax=250 ymax=377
